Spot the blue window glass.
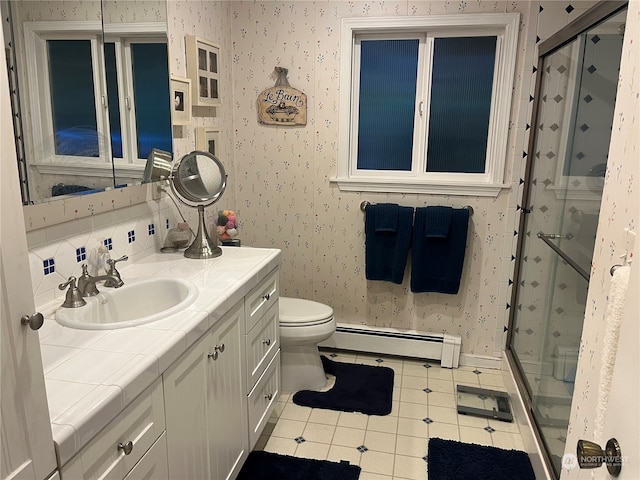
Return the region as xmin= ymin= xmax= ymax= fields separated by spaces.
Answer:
xmin=426 ymin=36 xmax=496 ymax=173
xmin=47 ymin=40 xmax=99 ymax=157
xmin=130 ymin=43 xmax=172 ymax=159
xmin=357 ymin=39 xmax=419 ymax=171
xmin=104 ymin=43 xmax=123 ymax=158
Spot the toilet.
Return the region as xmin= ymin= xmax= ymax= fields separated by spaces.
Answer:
xmin=279 ymin=297 xmax=336 ymax=392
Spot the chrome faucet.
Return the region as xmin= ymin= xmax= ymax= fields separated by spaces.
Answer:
xmin=76 ymin=259 xmax=126 ymax=298
xmin=78 ymin=273 xmax=124 ymax=297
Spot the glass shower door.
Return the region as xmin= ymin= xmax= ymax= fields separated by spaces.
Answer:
xmin=508 ymin=6 xmax=626 ymax=478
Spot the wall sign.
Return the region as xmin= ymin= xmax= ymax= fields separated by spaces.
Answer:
xmin=257 ymin=67 xmax=307 ymax=126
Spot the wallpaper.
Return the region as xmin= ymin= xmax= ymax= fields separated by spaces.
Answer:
xmin=227 ymin=0 xmax=594 ymax=359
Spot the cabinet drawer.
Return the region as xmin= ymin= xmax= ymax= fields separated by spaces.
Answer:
xmin=62 ymin=378 xmax=165 ymax=480
xmin=244 ymin=268 xmax=279 ymax=333
xmin=247 ymin=350 xmax=280 ymax=450
xmin=123 ymin=432 xmax=168 ymax=480
xmin=245 ymin=302 xmax=279 ymax=391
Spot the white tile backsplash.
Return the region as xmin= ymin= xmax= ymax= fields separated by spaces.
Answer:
xmin=27 ymin=200 xmax=177 ymax=309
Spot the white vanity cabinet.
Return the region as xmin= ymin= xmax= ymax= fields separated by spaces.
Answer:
xmin=60 ymin=378 xmax=166 ymax=480
xmin=244 ymin=269 xmax=281 ymax=449
xmin=163 ymin=298 xmax=249 ymax=480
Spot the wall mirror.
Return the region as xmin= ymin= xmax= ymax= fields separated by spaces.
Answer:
xmin=2 ymin=0 xmax=172 ymax=206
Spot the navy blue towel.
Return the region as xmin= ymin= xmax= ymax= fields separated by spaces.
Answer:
xmin=374 ymin=203 xmax=399 ymax=232
xmin=424 ymin=206 xmax=453 ymax=238
xmin=411 ymin=206 xmax=469 ymax=294
xmin=365 ymin=204 xmax=413 ymax=284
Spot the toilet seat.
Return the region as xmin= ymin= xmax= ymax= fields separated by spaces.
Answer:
xmin=279 ymin=297 xmax=333 ymax=327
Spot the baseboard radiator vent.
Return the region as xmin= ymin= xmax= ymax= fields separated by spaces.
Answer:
xmin=319 ymin=323 xmax=461 ymax=368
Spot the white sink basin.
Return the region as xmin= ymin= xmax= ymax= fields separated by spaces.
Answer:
xmin=55 ymin=278 xmax=198 ymax=330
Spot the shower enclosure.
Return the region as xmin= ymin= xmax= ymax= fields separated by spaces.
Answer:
xmin=507 ymin=2 xmax=627 ymax=478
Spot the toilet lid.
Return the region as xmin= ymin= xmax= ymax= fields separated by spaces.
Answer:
xmin=279 ymin=297 xmax=334 ymax=325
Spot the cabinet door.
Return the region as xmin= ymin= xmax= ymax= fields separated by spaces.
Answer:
xmin=1 ymin=17 xmax=57 ymax=480
xmin=123 ymin=433 xmax=168 ymax=480
xmin=208 ymin=300 xmax=249 ymax=480
xmin=163 ymin=332 xmax=211 ymax=480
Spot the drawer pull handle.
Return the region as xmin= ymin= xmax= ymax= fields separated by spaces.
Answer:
xmin=264 ymin=393 xmax=273 ymax=401
xmin=118 ymin=441 xmax=134 ymax=455
xmin=262 ymin=293 xmax=270 ymax=301
xmin=208 ymin=344 xmax=225 ymax=360
xmin=263 ymin=338 xmax=271 ymax=346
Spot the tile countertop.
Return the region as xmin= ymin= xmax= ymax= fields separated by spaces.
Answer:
xmin=36 ymin=246 xmax=281 ymax=467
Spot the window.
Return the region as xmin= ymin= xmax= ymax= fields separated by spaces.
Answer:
xmin=334 ymin=14 xmax=519 ymax=196
xmin=22 ymin=21 xmax=171 ymax=179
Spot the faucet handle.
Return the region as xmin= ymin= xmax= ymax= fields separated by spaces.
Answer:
xmin=58 ymin=277 xmax=87 ymax=308
xmin=106 ymin=255 xmax=128 ymax=273
xmin=104 ymin=255 xmax=127 ymax=288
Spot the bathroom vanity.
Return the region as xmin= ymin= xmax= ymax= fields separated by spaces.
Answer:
xmin=37 ymin=247 xmax=281 ymax=480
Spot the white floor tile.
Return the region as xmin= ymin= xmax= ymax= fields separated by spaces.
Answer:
xmin=258 ymin=350 xmax=528 ymax=477
xmin=459 ymin=426 xmax=493 ymax=446
xmin=364 ymin=430 xmax=397 ymax=454
xmin=270 ymin=418 xmax=306 ymax=438
xmin=367 ymin=414 xmax=399 ymax=434
xmin=395 ymin=434 xmax=427 ymax=457
xmin=337 ymin=411 xmax=369 ymax=429
xmin=360 ymin=450 xmax=395 ymax=476
xmin=295 ymin=440 xmax=330 ymax=460
xmin=279 ymin=402 xmax=312 ymax=422
xmin=308 ymin=408 xmax=340 ymax=425
xmin=392 ymin=454 xmax=428 ymax=480
xmin=332 ymin=425 xmax=366 ymax=447
xmin=302 ymin=422 xmax=336 ymax=444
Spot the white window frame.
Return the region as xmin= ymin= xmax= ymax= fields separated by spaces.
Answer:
xmin=333 ymin=13 xmax=520 ymax=197
xmin=22 ymin=21 xmax=167 ymax=179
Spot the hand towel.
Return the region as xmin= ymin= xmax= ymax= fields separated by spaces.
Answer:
xmin=365 ymin=204 xmax=413 ymax=284
xmin=424 ymin=206 xmax=453 ymax=238
xmin=411 ymin=206 xmax=469 ymax=294
xmin=374 ymin=203 xmax=399 ymax=232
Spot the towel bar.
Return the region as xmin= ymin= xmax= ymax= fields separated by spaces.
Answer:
xmin=359 ymin=201 xmax=473 ymax=217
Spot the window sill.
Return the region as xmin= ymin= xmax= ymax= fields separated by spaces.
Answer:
xmin=330 ymin=177 xmax=508 ymax=197
xmin=33 ymin=161 xmax=145 ymax=179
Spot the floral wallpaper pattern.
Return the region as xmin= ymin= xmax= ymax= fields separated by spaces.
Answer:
xmin=227 ymin=0 xmax=594 ymax=360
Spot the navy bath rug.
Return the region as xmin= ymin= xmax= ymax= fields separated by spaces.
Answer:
xmin=236 ymin=450 xmax=361 ymax=480
xmin=427 ymin=437 xmax=536 ymax=480
xmin=292 ymin=355 xmax=394 ymax=416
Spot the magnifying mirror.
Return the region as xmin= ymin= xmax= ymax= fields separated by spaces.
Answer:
xmin=169 ymin=150 xmax=227 ymax=259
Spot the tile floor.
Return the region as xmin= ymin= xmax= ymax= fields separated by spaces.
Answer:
xmin=255 ymin=349 xmax=526 ymax=480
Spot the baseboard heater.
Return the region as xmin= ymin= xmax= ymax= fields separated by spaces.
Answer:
xmin=319 ymin=323 xmax=461 ymax=368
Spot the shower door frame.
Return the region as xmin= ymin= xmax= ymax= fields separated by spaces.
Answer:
xmin=505 ymin=1 xmax=628 ymax=478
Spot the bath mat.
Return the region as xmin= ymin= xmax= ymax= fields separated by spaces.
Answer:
xmin=427 ymin=438 xmax=535 ymax=480
xmin=292 ymin=356 xmax=394 ymax=415
xmin=236 ymin=450 xmax=361 ymax=480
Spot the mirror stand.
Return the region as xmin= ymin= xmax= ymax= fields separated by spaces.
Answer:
xmin=184 ymin=204 xmax=221 ymax=259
